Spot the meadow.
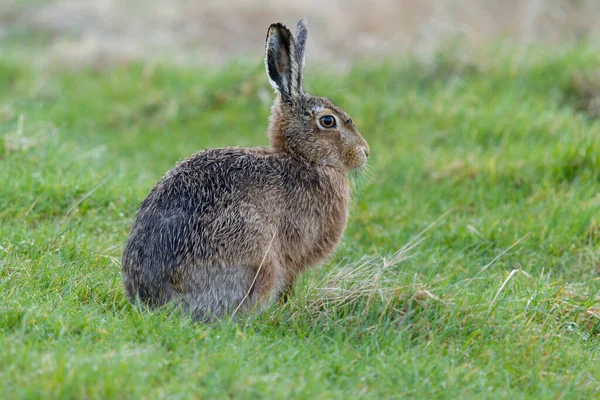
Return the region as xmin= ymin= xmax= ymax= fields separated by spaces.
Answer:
xmin=1 ymin=43 xmax=600 ymax=398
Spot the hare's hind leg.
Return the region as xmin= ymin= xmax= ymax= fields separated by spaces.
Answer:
xmin=183 ymin=260 xmax=282 ymax=321
xmin=122 ymin=257 xmax=181 ymax=311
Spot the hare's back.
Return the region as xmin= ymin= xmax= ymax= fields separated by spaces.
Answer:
xmin=126 ymin=148 xmax=301 ymax=263
xmin=150 ymin=148 xmax=287 ymax=210
xmin=145 ymin=147 xmax=322 ymax=212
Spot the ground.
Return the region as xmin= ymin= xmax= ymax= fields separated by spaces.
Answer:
xmin=1 ymin=6 xmax=600 ymax=399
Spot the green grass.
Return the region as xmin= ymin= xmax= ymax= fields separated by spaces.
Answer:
xmin=1 ymin=43 xmax=600 ymax=399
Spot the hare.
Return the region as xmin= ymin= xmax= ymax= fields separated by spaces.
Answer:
xmin=121 ymin=19 xmax=369 ymax=321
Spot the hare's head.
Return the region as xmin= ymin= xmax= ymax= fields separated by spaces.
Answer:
xmin=265 ymin=20 xmax=369 ymax=171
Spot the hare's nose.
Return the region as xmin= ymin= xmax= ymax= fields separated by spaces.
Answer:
xmin=362 ymin=147 xmax=370 ymax=158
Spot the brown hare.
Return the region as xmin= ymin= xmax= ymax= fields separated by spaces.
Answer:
xmin=121 ymin=19 xmax=369 ymax=321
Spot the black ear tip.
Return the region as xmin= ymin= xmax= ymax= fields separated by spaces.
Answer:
xmin=267 ymin=23 xmax=292 ymax=37
xmin=296 ymin=18 xmax=308 ymax=30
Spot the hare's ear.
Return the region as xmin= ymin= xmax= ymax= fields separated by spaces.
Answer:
xmin=265 ymin=23 xmax=300 ymax=102
xmin=294 ymin=19 xmax=308 ymax=89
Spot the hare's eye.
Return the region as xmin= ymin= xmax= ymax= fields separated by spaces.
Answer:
xmin=318 ymin=115 xmax=336 ymax=129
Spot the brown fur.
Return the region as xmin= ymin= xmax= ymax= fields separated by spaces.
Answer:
xmin=121 ymin=19 xmax=369 ymax=321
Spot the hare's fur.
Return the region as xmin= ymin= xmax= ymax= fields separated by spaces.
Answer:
xmin=121 ymin=20 xmax=369 ymax=321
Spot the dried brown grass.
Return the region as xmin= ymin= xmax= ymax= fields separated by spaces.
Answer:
xmin=263 ymin=228 xmax=598 ymax=337
xmin=2 ymin=0 xmax=600 ymax=68
xmin=566 ymin=69 xmax=600 ymax=118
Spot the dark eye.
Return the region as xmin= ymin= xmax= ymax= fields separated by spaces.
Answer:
xmin=319 ymin=115 xmax=336 ymax=129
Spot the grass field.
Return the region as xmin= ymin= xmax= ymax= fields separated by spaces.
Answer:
xmin=1 ymin=43 xmax=600 ymax=398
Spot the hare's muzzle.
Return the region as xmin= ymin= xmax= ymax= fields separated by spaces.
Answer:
xmin=359 ymin=139 xmax=370 ymax=163
xmin=362 ymin=146 xmax=370 ymax=159
xmin=351 ymin=143 xmax=369 ymax=169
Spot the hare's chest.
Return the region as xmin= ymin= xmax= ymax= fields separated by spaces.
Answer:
xmin=276 ymin=166 xmax=350 ymax=268
xmin=317 ymin=192 xmax=349 ymax=251
xmin=284 ymin=189 xmax=350 ymax=269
